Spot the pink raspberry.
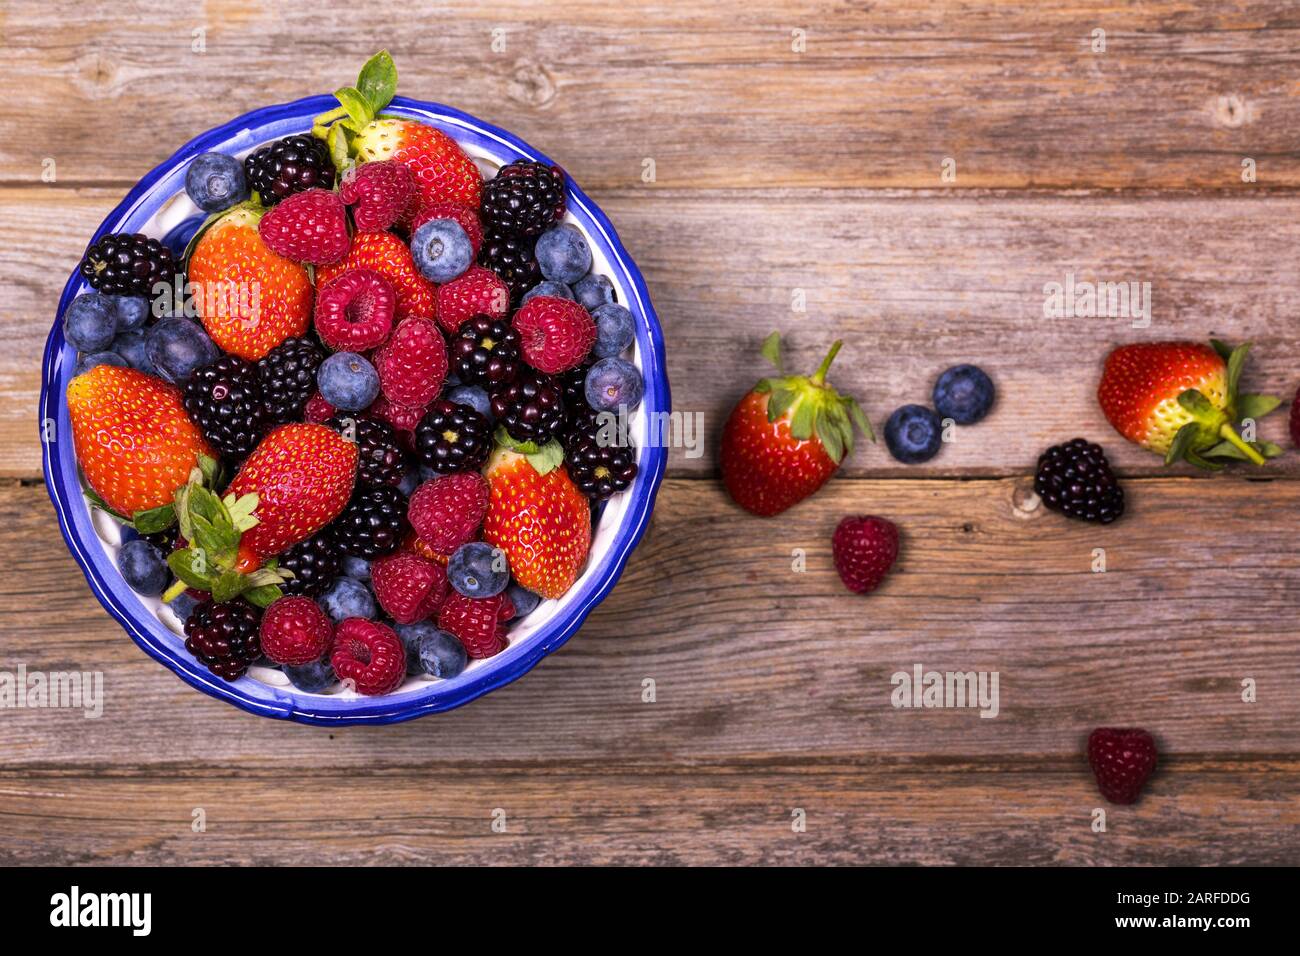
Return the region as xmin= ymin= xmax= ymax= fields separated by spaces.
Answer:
xmin=313 ymin=268 xmax=396 ymax=351
xmin=411 ymin=200 xmax=484 ymax=257
xmin=331 ymin=618 xmax=406 ymax=695
xmin=304 ymin=392 xmax=336 ymax=424
xmin=435 ymin=265 xmax=509 ymax=334
xmin=339 ymin=160 xmax=415 ymax=233
xmin=366 ymin=394 xmax=427 ymax=451
xmin=374 ymin=316 xmax=448 ymax=406
xmin=513 ymin=295 xmax=596 ymax=373
xmin=370 ymin=550 xmax=449 ymax=624
xmin=257 ymin=188 xmax=350 ymax=264
xmin=259 ymin=595 xmax=334 ymax=666
xmin=438 ymin=591 xmax=515 ymax=659
xmin=408 ymin=473 xmax=490 ymax=554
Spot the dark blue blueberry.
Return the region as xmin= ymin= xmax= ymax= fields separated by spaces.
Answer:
xmin=112 ymin=329 xmax=157 ymax=375
xmin=167 ymin=590 xmax=200 ymax=624
xmin=185 ymin=152 xmax=249 ymax=212
xmin=412 ymin=626 xmax=468 ymax=679
xmin=447 ymin=542 xmax=509 ymax=598
xmin=573 ymin=274 xmax=616 ymax=311
xmin=446 ymin=384 xmax=492 ymax=422
xmin=109 ymin=295 xmax=151 ymax=331
xmin=520 ymin=280 xmax=574 ymax=305
xmin=585 ymin=357 xmax=644 ymax=412
xmin=932 ymin=364 xmax=995 ymax=425
xmin=883 ymin=404 xmax=943 ymax=464
xmin=398 ymin=469 xmax=420 ymax=496
xmin=591 ymin=303 xmax=635 ymax=358
xmin=340 ymin=556 xmax=372 ymax=582
xmin=75 ymin=351 xmax=127 ymax=376
xmin=534 ymin=224 xmax=592 ymax=284
xmin=318 ymin=576 xmax=376 ymax=623
xmin=64 ymin=292 xmax=118 ymax=353
xmin=317 ymin=351 xmax=379 ymax=411
xmin=410 ymin=218 xmax=473 ymax=283
xmin=117 ymin=538 xmax=169 ymax=596
xmin=145 ymin=317 xmax=219 ymax=384
xmin=506 ymin=581 xmax=541 ymax=618
xmin=284 ymin=657 xmax=337 ymax=692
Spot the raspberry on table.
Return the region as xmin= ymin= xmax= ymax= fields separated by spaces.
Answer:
xmin=416 ymin=400 xmax=493 ymax=473
xmin=831 ymin=516 xmax=900 ymax=595
xmin=330 ymin=618 xmax=407 ymax=696
xmin=313 ymin=269 xmax=396 ymax=352
xmin=259 ymin=595 xmax=335 ymax=666
xmin=184 ymin=598 xmax=263 ymax=681
xmin=1087 ymin=727 xmax=1158 ymax=805
xmin=371 ymin=550 xmax=449 ymax=624
xmin=438 ymin=590 xmax=515 ymax=660
xmin=408 ymin=472 xmax=490 ymax=554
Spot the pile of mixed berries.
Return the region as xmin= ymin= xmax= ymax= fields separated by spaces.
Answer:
xmin=63 ymin=52 xmax=645 ymax=696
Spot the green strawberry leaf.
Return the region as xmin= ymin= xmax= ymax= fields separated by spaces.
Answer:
xmin=788 ymin=399 xmax=815 ymax=441
xmin=246 ymin=567 xmax=292 ymax=588
xmin=765 ymin=387 xmax=797 ymax=423
xmin=1226 ymin=342 xmax=1252 ymax=398
xmin=1184 ymin=449 xmax=1225 ymax=471
xmin=245 ymin=584 xmax=284 ymax=609
xmin=844 ymin=396 xmax=875 ymax=442
xmin=356 ymin=50 xmax=398 ymax=115
xmin=494 ymin=426 xmax=542 ymax=455
xmin=333 ymin=86 xmax=376 ymax=131
xmin=1164 ymin=422 xmax=1199 ymax=465
xmin=1210 ymin=339 xmax=1234 ymax=361
xmin=817 ymin=408 xmax=844 ymax=463
xmin=1203 ymin=439 xmax=1250 ymax=461
xmin=327 ymin=123 xmax=352 ymax=173
xmin=167 ymin=548 xmax=218 ymax=591
xmin=223 ymin=493 xmax=261 ymax=533
xmin=524 ymin=439 xmax=565 ymax=477
xmin=760 ymin=331 xmax=783 ymax=373
xmin=211 ymin=569 xmax=250 ymax=604
xmin=132 ymin=503 xmax=176 ymax=536
xmin=81 ymin=483 xmax=130 ymax=523
xmin=198 ymin=453 xmax=221 ymax=488
xmin=1176 ymin=388 xmax=1217 ymax=419
xmin=1236 ymin=393 xmax=1281 ymax=420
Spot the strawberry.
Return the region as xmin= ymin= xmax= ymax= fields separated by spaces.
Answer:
xmin=482 ymin=443 xmax=590 ymax=599
xmin=720 ymin=333 xmax=873 ymax=517
xmin=67 ymin=365 xmax=213 ymax=516
xmin=1087 ymin=727 xmax=1158 ymax=805
xmin=1098 ymin=340 xmax=1281 ymax=468
xmin=186 ymin=203 xmax=313 ymax=360
xmin=831 ymin=516 xmax=899 ymax=594
xmin=315 ymin=231 xmax=436 ymax=322
xmin=225 ymin=423 xmax=358 ymax=558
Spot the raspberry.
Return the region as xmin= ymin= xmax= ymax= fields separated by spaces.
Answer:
xmin=408 ymin=472 xmax=490 ymax=554
xmin=371 ymin=550 xmax=450 ymax=624
xmin=314 ymin=269 xmax=396 ymax=351
xmin=438 ymin=591 xmax=515 ymax=659
xmin=258 ymin=188 xmax=350 ymax=264
xmin=259 ymin=595 xmax=334 ymax=665
xmin=513 ymin=296 xmax=596 ymax=373
xmin=340 ymin=160 xmax=415 ymax=233
xmin=831 ymin=516 xmax=899 ymax=595
xmin=412 ymin=200 xmax=484 ymax=257
xmin=316 ymin=231 xmax=436 ymax=321
xmin=375 ymin=317 xmax=448 ymax=407
xmin=435 ymin=265 xmax=509 ymax=334
xmin=184 ymin=598 xmax=262 ymax=681
xmin=331 ymin=618 xmax=406 ymax=695
xmin=1087 ymin=727 xmax=1158 ymax=805
xmin=304 ymin=392 xmax=337 ymax=424
xmin=366 ymin=395 xmax=427 ymax=451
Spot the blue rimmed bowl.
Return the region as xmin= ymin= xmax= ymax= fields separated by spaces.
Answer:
xmin=40 ymin=95 xmax=669 ymax=725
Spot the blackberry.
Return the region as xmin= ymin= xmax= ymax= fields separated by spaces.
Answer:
xmin=491 ymin=369 xmax=565 ymax=445
xmin=1034 ymin=438 xmax=1125 ymax=525
xmin=327 ymin=414 xmax=406 ymax=488
xmin=257 ymin=336 xmax=325 ymax=423
xmin=244 ymin=134 xmax=335 ymax=206
xmin=478 ymin=230 xmax=541 ymax=303
xmin=276 ymin=532 xmax=342 ymax=597
xmin=184 ymin=598 xmax=263 ymax=681
xmin=183 ymin=355 xmax=271 ymax=460
xmin=480 ymin=161 xmax=567 ymax=238
xmin=451 ymin=314 xmax=521 ymax=388
xmin=330 ymin=486 xmax=408 ymax=559
xmin=416 ymin=400 xmax=493 ymax=474
xmin=566 ymin=435 xmax=638 ymax=501
xmin=78 ymin=233 xmax=176 ymax=296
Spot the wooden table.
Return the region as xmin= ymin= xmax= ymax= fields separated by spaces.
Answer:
xmin=2 ymin=0 xmax=1297 ymax=865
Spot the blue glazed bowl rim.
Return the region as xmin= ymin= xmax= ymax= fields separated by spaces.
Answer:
xmin=39 ymin=94 xmax=669 ymax=725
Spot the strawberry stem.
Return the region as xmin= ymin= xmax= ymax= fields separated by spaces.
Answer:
xmin=810 ymin=340 xmax=843 ymax=388
xmin=1218 ymin=423 xmax=1267 ymax=465
xmin=162 ymin=579 xmax=188 ymax=604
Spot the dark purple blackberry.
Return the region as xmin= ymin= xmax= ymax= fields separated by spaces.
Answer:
xmin=276 ymin=532 xmax=342 ymax=597
xmin=565 ymin=434 xmax=638 ymax=501
xmin=451 ymin=314 xmax=521 ymax=388
xmin=416 ymin=400 xmax=493 ymax=473
xmin=184 ymin=598 xmax=263 ymax=681
xmin=480 ymin=161 xmax=567 ymax=238
xmin=183 ymin=355 xmax=271 ymax=460
xmin=1034 ymin=438 xmax=1125 ymax=524
xmin=327 ymin=414 xmax=406 ymax=489
xmin=478 ymin=230 xmax=541 ymax=303
xmin=330 ymin=486 xmax=407 ymax=559
xmin=491 ymin=369 xmax=565 ymax=445
xmin=244 ymin=134 xmax=335 ymax=206
xmin=78 ymin=233 xmax=177 ymax=296
xmin=257 ymin=336 xmax=325 ymax=423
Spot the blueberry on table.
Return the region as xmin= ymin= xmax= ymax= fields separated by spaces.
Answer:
xmin=145 ymin=317 xmax=220 ymax=385
xmin=535 ymin=223 xmax=592 ymax=284
xmin=932 ymin=364 xmax=995 ymax=425
xmin=185 ymin=152 xmax=250 ymax=212
xmin=884 ymin=404 xmax=943 ymax=464
xmin=591 ymin=303 xmax=636 ymax=358
xmin=117 ymin=538 xmax=169 ymax=597
xmin=64 ymin=292 xmax=117 ymax=353
xmin=585 ymin=357 xmax=644 ymax=412
xmin=317 ymin=351 xmax=380 ymax=411
xmin=447 ymin=542 xmax=510 ymax=599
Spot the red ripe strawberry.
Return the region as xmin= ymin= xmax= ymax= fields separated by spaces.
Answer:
xmin=831 ymin=516 xmax=899 ymax=594
xmin=411 ymin=200 xmax=483 ymax=257
xmin=374 ymin=316 xmax=448 ymax=407
xmin=316 ymin=231 xmax=436 ymax=322
xmin=339 ymin=160 xmax=414 ymax=233
xmin=483 ymin=446 xmax=590 ymax=599
xmin=1087 ymin=727 xmax=1158 ymax=805
xmin=313 ymin=268 xmax=396 ymax=351
xmin=436 ymin=265 xmax=509 ymax=334
xmin=370 ymin=550 xmax=449 ymax=624
xmin=438 ymin=591 xmax=514 ymax=659
xmin=408 ymin=472 xmax=490 ymax=553
xmin=259 ymin=595 xmax=334 ymax=665
xmin=331 ymin=618 xmax=406 ymax=695
xmin=1098 ymin=340 xmax=1280 ymax=468
xmin=720 ymin=334 xmax=873 ymax=517
xmin=225 ymin=423 xmax=358 ymax=557
xmin=353 ymin=119 xmax=482 ymax=215
xmin=257 ymin=188 xmax=350 ymax=265
xmin=67 ymin=365 xmax=213 ymax=515
xmin=513 ymin=296 xmax=596 ymax=373
xmin=188 ymin=204 xmax=313 ymax=360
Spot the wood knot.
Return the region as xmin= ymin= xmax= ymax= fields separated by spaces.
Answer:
xmin=1212 ymin=94 xmax=1252 ymax=129
xmin=1010 ymin=479 xmax=1041 ymax=520
xmin=72 ymin=52 xmax=120 ymax=99
xmin=508 ymin=60 xmax=556 ymax=109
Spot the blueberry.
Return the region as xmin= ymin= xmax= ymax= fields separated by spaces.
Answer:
xmin=446 ymin=384 xmax=492 ymax=422
xmin=573 ymin=274 xmax=616 ymax=311
xmin=75 ymin=351 xmax=128 ymax=376
xmin=520 ymin=280 xmax=574 ymax=305
xmin=395 ymin=622 xmax=439 ymax=676
xmin=396 ymin=622 xmax=468 ymax=679
xmin=410 ymin=218 xmax=473 ymax=283
xmin=447 ymin=542 xmax=509 ymax=598
xmin=64 ymin=292 xmax=118 ymax=353
xmin=145 ymin=317 xmax=219 ymax=384
xmin=585 ymin=357 xmax=644 ymax=412
xmin=884 ymin=404 xmax=944 ymax=464
xmin=398 ymin=469 xmax=420 ymax=496
xmin=506 ymin=582 xmax=541 ymax=618
xmin=932 ymin=364 xmax=995 ymax=425
xmin=112 ymin=329 xmax=157 ymax=375
xmin=117 ymin=538 xmax=169 ymax=596
xmin=167 ymin=590 xmax=200 ymax=624
xmin=318 ymin=576 xmax=376 ymax=623
xmin=109 ymin=295 xmax=151 ymax=331
xmin=284 ymin=657 xmax=336 ymax=693
xmin=185 ymin=152 xmax=249 ymax=212
xmin=591 ymin=303 xmax=635 ymax=358
xmin=535 ymin=224 xmax=592 ymax=284
xmin=317 ymin=351 xmax=379 ymax=411
xmin=340 ymin=556 xmax=372 ymax=583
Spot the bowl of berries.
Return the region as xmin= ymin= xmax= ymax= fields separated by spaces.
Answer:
xmin=41 ymin=52 xmax=668 ymax=724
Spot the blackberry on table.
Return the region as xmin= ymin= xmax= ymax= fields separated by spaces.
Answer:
xmin=480 ymin=161 xmax=567 ymax=238
xmin=257 ymin=336 xmax=325 ymax=423
xmin=330 ymin=486 xmax=408 ymax=559
xmin=78 ymin=233 xmax=177 ymax=297
xmin=451 ymin=314 xmax=521 ymax=388
xmin=327 ymin=414 xmax=406 ymax=489
xmin=244 ymin=134 xmax=335 ymax=206
xmin=183 ymin=355 xmax=271 ymax=460
xmin=490 ymin=368 xmax=565 ymax=445
xmin=566 ymin=434 xmax=638 ymax=502
xmin=416 ymin=400 xmax=493 ymax=474
xmin=1034 ymin=438 xmax=1125 ymax=524
xmin=184 ymin=598 xmax=263 ymax=681
xmin=276 ymin=532 xmax=342 ymax=597
xmin=478 ymin=230 xmax=541 ymax=303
